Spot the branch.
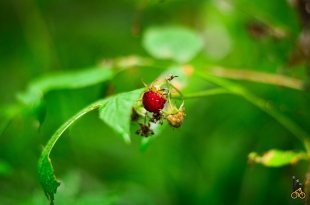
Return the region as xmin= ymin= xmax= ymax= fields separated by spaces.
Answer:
xmin=172 ymin=88 xmax=229 ymax=99
xmin=207 ymin=66 xmax=304 ymax=90
xmin=196 ymin=71 xmax=310 ymax=151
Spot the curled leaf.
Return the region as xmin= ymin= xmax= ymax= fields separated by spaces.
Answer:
xmin=38 ymin=157 xmax=60 ymax=205
xmin=38 ymin=100 xmax=104 ymax=204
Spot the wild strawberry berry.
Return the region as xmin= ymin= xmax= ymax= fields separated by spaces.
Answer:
xmin=142 ymin=90 xmax=166 ymax=113
xmin=166 ymin=109 xmax=185 ymax=128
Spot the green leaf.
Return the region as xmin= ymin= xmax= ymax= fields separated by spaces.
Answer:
xmin=38 ymin=157 xmax=60 ymax=205
xmin=99 ymin=88 xmax=144 ymax=143
xmin=18 ymin=67 xmax=113 ymax=107
xmin=38 ymin=89 xmax=143 ymax=204
xmin=248 ymin=150 xmax=308 ymax=167
xmin=38 ymin=100 xmax=103 ymax=205
xmin=143 ymin=26 xmax=203 ymax=63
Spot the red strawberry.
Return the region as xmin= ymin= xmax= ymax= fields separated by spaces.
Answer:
xmin=142 ymin=90 xmax=166 ymax=113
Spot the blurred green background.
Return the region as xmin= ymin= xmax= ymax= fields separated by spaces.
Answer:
xmin=1 ymin=0 xmax=310 ymax=204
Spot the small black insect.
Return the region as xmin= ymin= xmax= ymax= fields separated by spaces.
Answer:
xmin=136 ymin=123 xmax=154 ymax=137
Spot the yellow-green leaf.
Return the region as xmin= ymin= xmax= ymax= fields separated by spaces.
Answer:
xmin=143 ymin=26 xmax=203 ymax=63
xmin=248 ymin=149 xmax=309 ymax=167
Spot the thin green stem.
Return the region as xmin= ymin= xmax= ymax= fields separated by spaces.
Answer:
xmin=40 ymin=100 xmax=104 ymax=159
xmin=206 ymin=66 xmax=304 ymax=90
xmin=38 ymin=99 xmax=105 ymax=205
xmin=195 ymin=71 xmax=309 ymax=151
xmin=168 ymin=80 xmax=185 ymax=109
xmin=173 ymin=88 xmax=229 ymax=99
xmin=244 ymin=93 xmax=310 ymax=152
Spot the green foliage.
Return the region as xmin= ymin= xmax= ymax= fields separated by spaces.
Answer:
xmin=18 ymin=67 xmax=113 ymax=108
xmin=196 ymin=72 xmax=309 ymax=147
xmin=249 ymin=150 xmax=308 ymax=167
xmin=0 ymin=160 xmax=12 ymax=176
xmin=38 ymin=100 xmax=102 ymax=204
xmin=1 ymin=1 xmax=310 ymax=205
xmin=143 ymin=26 xmax=203 ymax=63
xmin=0 ymin=104 xmax=21 ymax=135
xmin=38 ymin=89 xmax=144 ymax=204
xmin=99 ymin=88 xmax=144 ymax=143
xmin=38 ymin=157 xmax=60 ymax=205
xmin=29 ymin=24 xmax=310 ymax=205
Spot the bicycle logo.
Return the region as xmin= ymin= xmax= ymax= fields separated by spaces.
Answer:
xmin=291 ymin=187 xmax=306 ymax=199
xmin=291 ymin=176 xmax=306 ymax=200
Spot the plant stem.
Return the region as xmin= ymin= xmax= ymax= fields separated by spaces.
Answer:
xmin=207 ymin=66 xmax=304 ymax=90
xmin=114 ymin=56 xmax=305 ymax=91
xmin=172 ymin=88 xmax=229 ymax=99
xmin=37 ymin=99 xmax=105 ymax=204
xmin=243 ymin=92 xmax=310 ymax=151
xmin=195 ymin=71 xmax=310 ymax=150
xmin=41 ymin=100 xmax=103 ymax=158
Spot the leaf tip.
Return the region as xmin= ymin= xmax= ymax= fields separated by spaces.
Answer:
xmin=38 ymin=156 xmax=61 ymax=205
xmin=123 ymin=133 xmax=131 ymax=144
